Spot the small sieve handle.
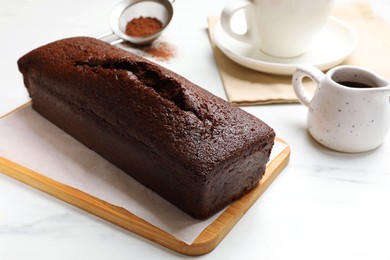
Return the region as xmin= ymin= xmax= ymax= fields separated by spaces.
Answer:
xmin=97 ymin=32 xmax=124 ymax=45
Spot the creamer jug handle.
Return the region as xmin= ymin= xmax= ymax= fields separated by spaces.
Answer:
xmin=292 ymin=65 xmax=325 ymax=107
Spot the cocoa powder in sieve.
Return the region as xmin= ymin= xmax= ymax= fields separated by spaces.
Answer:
xmin=125 ymin=17 xmax=163 ymax=37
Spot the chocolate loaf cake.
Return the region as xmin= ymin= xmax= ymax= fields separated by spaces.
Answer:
xmin=17 ymin=37 xmax=275 ymax=219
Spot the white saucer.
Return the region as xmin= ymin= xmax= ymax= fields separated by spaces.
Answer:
xmin=214 ymin=17 xmax=358 ymax=75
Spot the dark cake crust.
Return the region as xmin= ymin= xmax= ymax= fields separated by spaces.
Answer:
xmin=17 ymin=37 xmax=275 ymax=219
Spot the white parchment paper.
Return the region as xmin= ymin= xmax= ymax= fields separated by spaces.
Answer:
xmin=0 ymin=105 xmax=286 ymax=244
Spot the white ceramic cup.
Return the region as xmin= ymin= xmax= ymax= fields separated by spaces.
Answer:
xmin=293 ymin=64 xmax=390 ymax=153
xmin=220 ymin=0 xmax=334 ymax=58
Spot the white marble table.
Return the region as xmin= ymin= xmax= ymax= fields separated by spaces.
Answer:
xmin=1 ymin=0 xmax=390 ymax=259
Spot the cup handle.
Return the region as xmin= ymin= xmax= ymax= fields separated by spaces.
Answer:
xmin=292 ymin=65 xmax=325 ymax=107
xmin=220 ymin=1 xmax=254 ymax=44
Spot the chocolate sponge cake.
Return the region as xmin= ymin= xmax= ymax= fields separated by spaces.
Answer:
xmin=17 ymin=37 xmax=275 ymax=219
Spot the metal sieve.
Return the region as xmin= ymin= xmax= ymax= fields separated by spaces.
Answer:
xmin=99 ymin=0 xmax=174 ymax=45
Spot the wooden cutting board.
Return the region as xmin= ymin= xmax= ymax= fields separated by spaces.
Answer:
xmin=0 ymin=104 xmax=290 ymax=255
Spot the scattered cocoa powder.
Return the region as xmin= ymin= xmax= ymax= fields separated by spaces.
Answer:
xmin=124 ymin=38 xmax=176 ymax=62
xmin=139 ymin=40 xmax=176 ymax=61
xmin=125 ymin=17 xmax=163 ymax=37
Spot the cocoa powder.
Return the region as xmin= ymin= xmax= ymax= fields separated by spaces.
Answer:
xmin=124 ymin=38 xmax=176 ymax=62
xmin=125 ymin=17 xmax=163 ymax=37
xmin=139 ymin=40 xmax=176 ymax=61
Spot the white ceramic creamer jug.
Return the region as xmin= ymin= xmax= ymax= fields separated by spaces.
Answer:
xmin=293 ymin=65 xmax=390 ymax=153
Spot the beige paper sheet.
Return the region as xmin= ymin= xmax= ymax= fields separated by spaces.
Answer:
xmin=208 ymin=0 xmax=390 ymax=105
xmin=0 ymin=105 xmax=287 ymax=245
